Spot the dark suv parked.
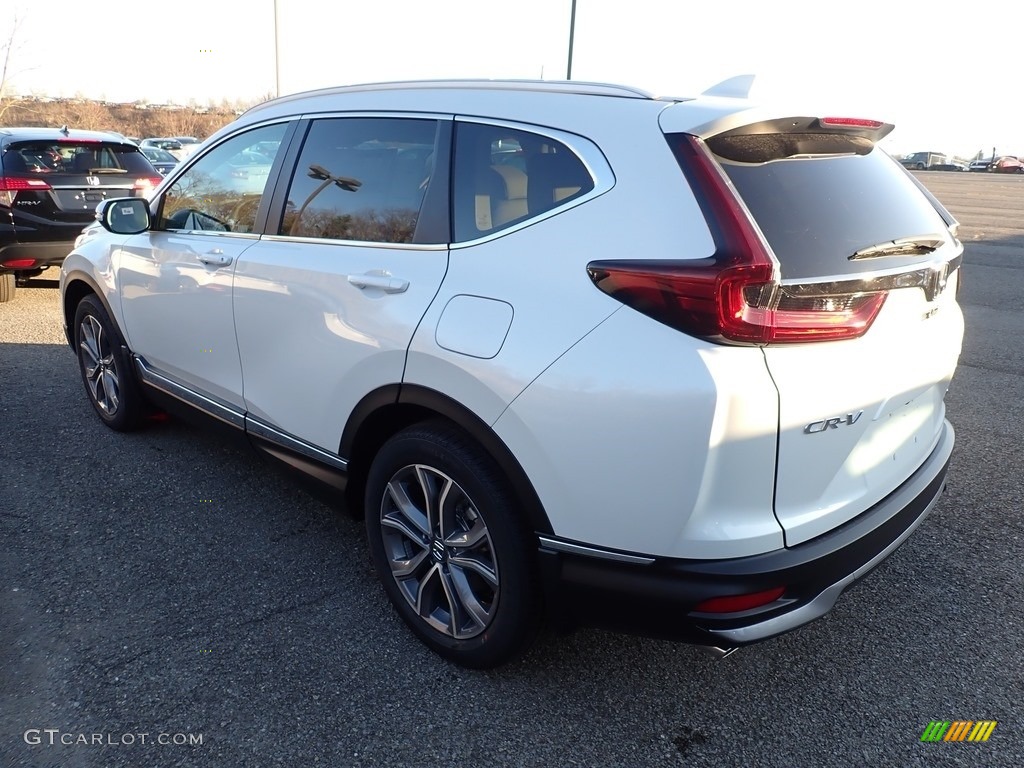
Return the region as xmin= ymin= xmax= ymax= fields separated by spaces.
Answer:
xmin=0 ymin=127 xmax=162 ymax=302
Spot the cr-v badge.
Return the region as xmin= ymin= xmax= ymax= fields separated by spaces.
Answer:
xmin=804 ymin=411 xmax=864 ymax=434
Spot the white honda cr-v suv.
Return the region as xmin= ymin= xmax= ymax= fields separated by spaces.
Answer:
xmin=60 ymin=78 xmax=963 ymax=668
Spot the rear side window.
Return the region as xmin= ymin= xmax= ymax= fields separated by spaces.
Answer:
xmin=4 ymin=141 xmax=154 ymax=176
xmin=700 ymin=130 xmax=954 ymax=280
xmin=452 ymin=122 xmax=594 ymax=243
xmin=278 ymin=117 xmax=438 ymax=244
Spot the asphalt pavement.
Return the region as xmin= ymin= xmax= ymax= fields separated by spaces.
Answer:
xmin=1 ymin=171 xmax=1023 ymax=767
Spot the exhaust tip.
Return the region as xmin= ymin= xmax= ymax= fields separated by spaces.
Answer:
xmin=702 ymin=645 xmax=739 ymax=659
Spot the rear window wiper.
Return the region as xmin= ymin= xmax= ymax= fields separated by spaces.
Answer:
xmin=849 ymin=235 xmax=944 ymax=260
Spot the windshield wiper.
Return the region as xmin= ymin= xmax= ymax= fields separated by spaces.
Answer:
xmin=849 ymin=235 xmax=944 ymax=260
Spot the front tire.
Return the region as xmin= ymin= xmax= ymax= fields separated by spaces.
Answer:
xmin=364 ymin=421 xmax=540 ymax=669
xmin=73 ymin=295 xmax=147 ymax=431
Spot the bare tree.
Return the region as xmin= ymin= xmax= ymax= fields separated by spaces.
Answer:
xmin=0 ymin=14 xmax=23 ymax=121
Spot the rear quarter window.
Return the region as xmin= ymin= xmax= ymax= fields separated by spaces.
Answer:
xmin=452 ymin=122 xmax=595 ymax=243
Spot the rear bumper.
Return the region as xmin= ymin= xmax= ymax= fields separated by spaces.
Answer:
xmin=0 ymin=241 xmax=76 ymax=271
xmin=537 ymin=419 xmax=954 ymax=648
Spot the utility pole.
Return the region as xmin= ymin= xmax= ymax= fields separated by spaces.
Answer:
xmin=566 ymin=0 xmax=577 ymax=80
xmin=273 ymin=0 xmax=281 ymax=97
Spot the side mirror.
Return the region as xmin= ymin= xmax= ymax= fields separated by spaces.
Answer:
xmin=97 ymin=198 xmax=151 ymax=235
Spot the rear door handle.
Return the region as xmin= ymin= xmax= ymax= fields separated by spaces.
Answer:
xmin=198 ymin=249 xmax=233 ymax=267
xmin=347 ymin=273 xmax=409 ymax=294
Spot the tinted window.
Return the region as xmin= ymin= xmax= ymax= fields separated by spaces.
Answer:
xmin=704 ymin=136 xmax=954 ymax=280
xmin=5 ymin=140 xmax=154 ymax=176
xmin=452 ymin=122 xmax=594 ymax=243
xmin=279 ymin=117 xmax=438 ymax=244
xmin=159 ymin=123 xmax=287 ymax=234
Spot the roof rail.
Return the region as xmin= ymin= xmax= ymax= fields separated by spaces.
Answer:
xmin=255 ymin=79 xmax=660 ymax=111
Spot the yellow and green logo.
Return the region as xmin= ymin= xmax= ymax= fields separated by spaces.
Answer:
xmin=920 ymin=720 xmax=997 ymax=742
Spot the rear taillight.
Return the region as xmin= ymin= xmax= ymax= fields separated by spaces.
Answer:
xmin=0 ymin=176 xmax=52 ymax=207
xmin=133 ymin=176 xmax=162 ymax=199
xmin=587 ymin=135 xmax=887 ymax=344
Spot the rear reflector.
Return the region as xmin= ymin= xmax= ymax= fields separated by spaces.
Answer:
xmin=694 ymin=586 xmax=786 ymax=614
xmin=2 ymin=258 xmax=38 ymax=269
xmin=587 ymin=135 xmax=887 ymax=344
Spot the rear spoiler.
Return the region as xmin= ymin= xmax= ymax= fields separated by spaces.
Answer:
xmin=713 ymin=115 xmax=894 ymax=144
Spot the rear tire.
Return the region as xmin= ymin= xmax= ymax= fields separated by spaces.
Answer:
xmin=73 ymin=295 xmax=147 ymax=431
xmin=0 ymin=273 xmax=15 ymax=303
xmin=364 ymin=421 xmax=540 ymax=669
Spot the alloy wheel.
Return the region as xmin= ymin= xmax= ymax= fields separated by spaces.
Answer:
xmin=79 ymin=314 xmax=120 ymax=416
xmin=378 ymin=464 xmax=499 ymax=640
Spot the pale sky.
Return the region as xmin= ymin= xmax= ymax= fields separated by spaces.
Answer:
xmin=2 ymin=0 xmax=1019 ymax=159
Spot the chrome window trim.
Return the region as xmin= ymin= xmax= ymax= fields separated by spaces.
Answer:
xmin=779 ymin=252 xmax=963 ymax=302
xmin=538 ymin=536 xmax=656 ymax=565
xmin=135 ymin=357 xmax=245 ymax=429
xmin=245 ymin=417 xmax=349 ymax=471
xmin=50 ymin=184 xmax=135 ymax=190
xmin=296 ymin=110 xmax=454 ymax=122
xmin=164 ymin=230 xmax=263 ymax=240
xmin=259 ymin=233 xmax=447 ymax=251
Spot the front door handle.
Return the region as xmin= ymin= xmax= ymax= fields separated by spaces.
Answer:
xmin=347 ymin=273 xmax=409 ymax=294
xmin=198 ymin=249 xmax=233 ymax=267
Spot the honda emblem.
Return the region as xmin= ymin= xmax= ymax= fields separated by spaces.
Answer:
xmin=86 ymin=176 xmax=100 ymax=186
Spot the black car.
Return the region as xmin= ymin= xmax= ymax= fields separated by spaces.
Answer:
xmin=0 ymin=127 xmax=162 ymax=302
xmin=139 ymin=146 xmax=179 ymax=175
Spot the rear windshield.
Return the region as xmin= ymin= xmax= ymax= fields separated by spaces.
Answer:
xmin=4 ymin=140 xmax=154 ymax=176
xmin=703 ymin=134 xmax=954 ymax=280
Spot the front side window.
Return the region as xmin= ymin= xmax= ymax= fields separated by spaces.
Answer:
xmin=158 ymin=123 xmax=287 ymax=234
xmin=278 ymin=117 xmax=438 ymax=244
xmin=452 ymin=122 xmax=595 ymax=243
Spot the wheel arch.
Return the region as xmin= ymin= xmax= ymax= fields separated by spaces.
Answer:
xmin=62 ymin=272 xmax=120 ymax=350
xmin=341 ymin=384 xmax=554 ymax=535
